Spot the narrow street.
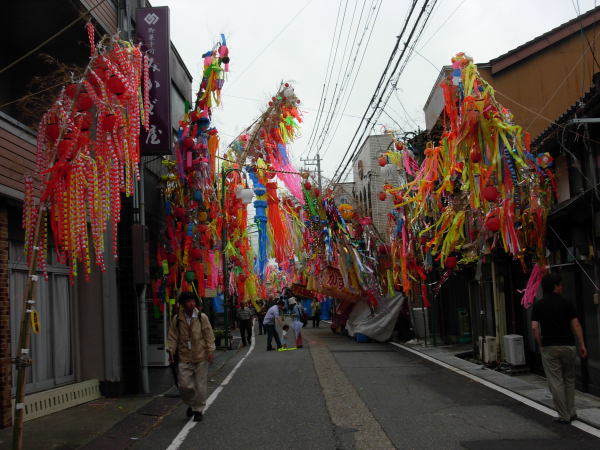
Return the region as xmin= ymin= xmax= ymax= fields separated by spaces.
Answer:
xmin=133 ymin=325 xmax=600 ymax=450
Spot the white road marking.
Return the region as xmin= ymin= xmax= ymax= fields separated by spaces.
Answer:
xmin=166 ymin=325 xmax=256 ymax=450
xmin=392 ymin=342 xmax=600 ymax=439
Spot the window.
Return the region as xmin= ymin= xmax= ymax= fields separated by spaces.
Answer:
xmin=9 ymin=243 xmax=74 ymax=393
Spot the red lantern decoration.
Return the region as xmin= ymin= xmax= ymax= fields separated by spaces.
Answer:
xmin=108 ymin=75 xmax=126 ymax=96
xmin=482 ymin=186 xmax=499 ymax=202
xmin=378 ymin=156 xmax=387 ymax=167
xmin=46 ymin=123 xmax=60 ymax=141
xmin=394 ymin=142 xmax=404 ymax=151
xmin=102 ymin=113 xmax=117 ymax=132
xmin=183 ymin=136 xmax=195 ymax=149
xmin=312 ymin=188 xmax=320 ymax=197
xmin=76 ymin=93 xmax=93 ymax=111
xmin=78 ymin=111 xmax=93 ymax=131
xmin=58 ymin=138 xmax=74 ymax=159
xmin=485 ymin=215 xmax=501 ymax=232
xmin=78 ymin=132 xmax=90 ymax=147
xmin=378 ymin=191 xmax=387 ymax=201
xmin=303 ymin=181 xmax=312 ymax=190
xmin=174 ymin=207 xmax=186 ymax=219
xmin=190 ymin=248 xmax=202 ymax=260
xmin=470 ymin=149 xmax=482 ymax=163
xmin=445 ymin=255 xmax=458 ymax=269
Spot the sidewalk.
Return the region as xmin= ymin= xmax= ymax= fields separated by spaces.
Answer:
xmin=0 ymin=347 xmax=241 ymax=450
xmin=399 ymin=341 xmax=600 ymax=429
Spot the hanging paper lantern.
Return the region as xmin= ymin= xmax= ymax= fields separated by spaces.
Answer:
xmin=378 ymin=191 xmax=387 ymax=201
xmin=190 ymin=248 xmax=202 ymax=260
xmin=108 ymin=75 xmax=126 ymax=96
xmin=76 ymin=92 xmax=93 ymax=111
xmin=183 ymin=136 xmax=195 ymax=149
xmin=485 ymin=215 xmax=501 ymax=232
xmin=46 ymin=123 xmax=60 ymax=141
xmin=445 ymin=255 xmax=458 ymax=269
xmin=482 ymin=186 xmax=499 ymax=202
xmin=303 ymin=181 xmax=312 ymax=190
xmin=78 ymin=111 xmax=93 ymax=131
xmin=102 ymin=113 xmax=117 ymax=132
xmin=470 ymin=149 xmax=482 ymax=163
xmin=338 ymin=204 xmax=354 ymax=221
xmin=394 ymin=142 xmax=404 ymax=151
xmin=174 ymin=207 xmax=186 ymax=219
xmin=312 ymin=188 xmax=320 ymax=197
xmin=378 ymin=156 xmax=387 ymax=167
xmin=198 ymin=211 xmax=208 ymax=222
xmin=184 ymin=271 xmax=196 ymax=282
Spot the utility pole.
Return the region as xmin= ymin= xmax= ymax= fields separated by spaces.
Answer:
xmin=300 ymin=152 xmax=323 ymax=190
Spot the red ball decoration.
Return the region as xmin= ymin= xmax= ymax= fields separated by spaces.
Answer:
xmin=378 ymin=156 xmax=387 ymax=167
xmin=303 ymin=181 xmax=312 ymax=190
xmin=65 ymin=84 xmax=78 ymax=98
xmin=190 ymin=248 xmax=202 ymax=260
xmin=76 ymin=93 xmax=93 ymax=111
xmin=482 ymin=186 xmax=499 ymax=202
xmin=183 ymin=136 xmax=195 ymax=149
xmin=470 ymin=149 xmax=482 ymax=163
xmin=378 ymin=191 xmax=387 ymax=201
xmin=78 ymin=111 xmax=93 ymax=131
xmin=46 ymin=123 xmax=60 ymax=141
xmin=78 ymin=132 xmax=89 ymax=147
xmin=445 ymin=256 xmax=458 ymax=270
xmin=394 ymin=142 xmax=404 ymax=151
xmin=102 ymin=113 xmax=117 ymax=132
xmin=108 ymin=76 xmax=126 ymax=96
xmin=174 ymin=207 xmax=186 ymax=219
xmin=312 ymin=188 xmax=320 ymax=197
xmin=485 ymin=216 xmax=501 ymax=232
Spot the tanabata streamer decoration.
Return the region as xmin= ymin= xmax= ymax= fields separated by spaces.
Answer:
xmin=24 ymin=23 xmax=149 ymax=280
xmin=383 ymin=53 xmax=554 ymax=295
xmin=159 ymin=36 xmax=229 ymax=313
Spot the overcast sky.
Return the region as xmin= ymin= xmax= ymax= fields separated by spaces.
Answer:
xmin=153 ymin=0 xmax=599 ymax=181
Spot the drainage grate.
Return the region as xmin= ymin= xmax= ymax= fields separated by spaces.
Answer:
xmin=12 ymin=379 xmax=101 ymax=422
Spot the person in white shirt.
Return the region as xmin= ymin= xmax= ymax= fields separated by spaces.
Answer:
xmin=262 ymin=300 xmax=284 ymax=351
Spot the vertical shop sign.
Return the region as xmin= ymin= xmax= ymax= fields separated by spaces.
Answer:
xmin=136 ymin=6 xmax=171 ymax=155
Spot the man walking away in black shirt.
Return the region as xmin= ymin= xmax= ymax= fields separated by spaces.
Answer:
xmin=531 ymin=273 xmax=588 ymax=423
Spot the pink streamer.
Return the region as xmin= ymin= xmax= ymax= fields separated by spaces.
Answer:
xmin=519 ymin=263 xmax=544 ymax=309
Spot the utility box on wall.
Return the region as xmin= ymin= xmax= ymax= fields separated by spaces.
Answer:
xmin=131 ymin=224 xmax=150 ymax=285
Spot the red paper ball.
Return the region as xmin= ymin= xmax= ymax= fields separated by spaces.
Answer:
xmin=378 ymin=156 xmax=387 ymax=167
xmin=76 ymin=93 xmax=93 ymax=111
xmin=190 ymin=248 xmax=202 ymax=260
xmin=102 ymin=113 xmax=117 ymax=132
xmin=183 ymin=137 xmax=195 ymax=149
xmin=312 ymin=188 xmax=320 ymax=197
xmin=303 ymin=181 xmax=312 ymax=190
xmin=378 ymin=191 xmax=387 ymax=201
xmin=174 ymin=207 xmax=186 ymax=219
xmin=485 ymin=216 xmax=500 ymax=232
xmin=394 ymin=142 xmax=404 ymax=151
xmin=482 ymin=186 xmax=499 ymax=202
xmin=166 ymin=253 xmax=177 ymax=264
xmin=65 ymin=84 xmax=78 ymax=98
xmin=470 ymin=149 xmax=482 ymax=163
xmin=108 ymin=76 xmax=126 ymax=96
xmin=78 ymin=132 xmax=89 ymax=147
xmin=46 ymin=123 xmax=60 ymax=141
xmin=78 ymin=111 xmax=92 ymax=131
xmin=445 ymin=256 xmax=458 ymax=269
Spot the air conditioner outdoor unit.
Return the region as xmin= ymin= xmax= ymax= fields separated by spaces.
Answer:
xmin=483 ymin=336 xmax=497 ymax=364
xmin=503 ymin=334 xmax=526 ymax=366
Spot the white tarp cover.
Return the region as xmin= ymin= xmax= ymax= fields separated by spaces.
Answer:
xmin=345 ymin=294 xmax=405 ymax=342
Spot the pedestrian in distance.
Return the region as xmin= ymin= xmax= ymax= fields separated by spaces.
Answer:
xmin=311 ymin=299 xmax=321 ymax=328
xmin=531 ymin=273 xmax=588 ymax=424
xmin=289 ymin=298 xmax=304 ymax=348
xmin=257 ymin=300 xmax=266 ymax=335
xmin=263 ymin=299 xmax=285 ymax=351
xmin=167 ymin=292 xmax=216 ymax=422
xmin=236 ymin=301 xmax=254 ymax=346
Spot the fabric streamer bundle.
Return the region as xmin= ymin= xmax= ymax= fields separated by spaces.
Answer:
xmin=24 ymin=23 xmax=150 ymax=280
xmin=381 ymin=53 xmax=555 ymax=298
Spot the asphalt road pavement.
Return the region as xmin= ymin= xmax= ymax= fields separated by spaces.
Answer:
xmin=134 ymin=323 xmax=600 ymax=449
